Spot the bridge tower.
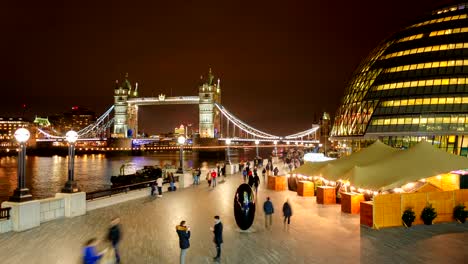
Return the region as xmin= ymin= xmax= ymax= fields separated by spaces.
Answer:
xmin=198 ymin=68 xmax=221 ymax=138
xmin=112 ymin=73 xmax=138 ymax=138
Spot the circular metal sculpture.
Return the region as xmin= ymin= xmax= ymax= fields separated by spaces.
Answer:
xmin=233 ymin=183 xmax=256 ymax=230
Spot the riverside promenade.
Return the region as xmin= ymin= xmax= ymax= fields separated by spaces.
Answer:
xmin=0 ymin=172 xmax=467 ymax=264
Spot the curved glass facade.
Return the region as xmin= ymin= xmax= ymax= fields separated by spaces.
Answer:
xmin=331 ymin=2 xmax=468 ymax=155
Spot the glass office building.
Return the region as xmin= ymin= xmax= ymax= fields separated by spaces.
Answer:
xmin=331 ymin=2 xmax=468 ymax=156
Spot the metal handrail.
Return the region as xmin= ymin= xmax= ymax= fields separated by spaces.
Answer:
xmin=85 ymin=176 xmax=179 ymax=201
xmin=0 ymin=207 xmax=11 ymax=220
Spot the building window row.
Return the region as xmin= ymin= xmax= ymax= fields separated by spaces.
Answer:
xmin=380 ymin=42 xmax=468 ymax=60
xmin=380 ymin=96 xmax=468 ymax=107
xmin=371 ymin=114 xmax=467 ymax=126
xmin=384 ymin=59 xmax=468 ymax=73
xmin=397 ymin=33 xmax=424 ymax=43
xmin=398 ymin=27 xmax=468 ymax=43
xmin=408 ymin=14 xmax=467 ymax=29
xmin=374 ymin=77 xmax=468 ymax=91
xmin=433 ymin=4 xmax=467 ymax=15
xmin=430 ymin=26 xmax=468 ymax=36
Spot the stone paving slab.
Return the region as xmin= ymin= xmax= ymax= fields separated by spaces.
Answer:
xmin=0 ymin=174 xmax=467 ymax=264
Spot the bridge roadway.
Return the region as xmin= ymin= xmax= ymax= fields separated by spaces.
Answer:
xmin=0 ymin=173 xmax=467 ymax=263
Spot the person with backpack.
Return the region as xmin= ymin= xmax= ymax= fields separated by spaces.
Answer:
xmin=263 ymin=197 xmax=274 ymax=229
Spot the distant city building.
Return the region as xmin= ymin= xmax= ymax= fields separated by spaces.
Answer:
xmin=174 ymin=124 xmax=185 ymax=136
xmin=331 ymin=2 xmax=468 ymax=156
xmin=49 ymin=106 xmax=96 ymax=134
xmin=0 ymin=117 xmax=31 ymax=148
xmin=318 ymin=112 xmax=331 ymax=150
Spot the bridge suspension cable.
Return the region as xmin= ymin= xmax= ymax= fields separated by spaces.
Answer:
xmin=284 ymin=125 xmax=320 ymax=139
xmin=215 ymin=103 xmax=280 ymax=140
xmin=77 ymin=105 xmax=115 ymax=137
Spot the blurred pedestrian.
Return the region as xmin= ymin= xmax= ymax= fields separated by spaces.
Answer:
xmin=206 ymin=171 xmax=212 ymax=187
xmin=211 ymin=169 xmax=217 ymax=187
xmin=150 ymin=181 xmax=156 ymax=196
xmin=176 ymin=220 xmax=191 ymax=264
xmin=169 ymin=172 xmax=176 ymax=191
xmin=283 ymin=199 xmax=292 ymax=227
xmin=253 ymin=173 xmax=260 ymax=194
xmin=263 ymin=197 xmax=274 ymax=229
xmin=107 ymin=217 xmax=122 ymax=263
xmin=156 ymin=176 xmax=163 ymax=197
xmin=210 ymin=215 xmax=223 ymax=261
xmin=83 ymin=238 xmax=106 ymax=264
xmin=273 ymin=167 xmax=279 ymax=176
xmin=196 ymin=168 xmax=201 ymax=185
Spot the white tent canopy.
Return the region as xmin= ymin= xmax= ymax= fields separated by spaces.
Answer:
xmin=342 ymin=141 xmax=468 ymax=191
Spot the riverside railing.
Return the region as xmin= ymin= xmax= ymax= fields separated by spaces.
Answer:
xmin=0 ymin=207 xmax=11 ymax=220
xmin=85 ymin=176 xmax=179 ymax=201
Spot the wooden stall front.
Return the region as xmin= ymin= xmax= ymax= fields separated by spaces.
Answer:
xmin=341 ymin=192 xmax=365 ymax=214
xmin=267 ymin=175 xmax=287 ymax=191
xmin=297 ymin=181 xmax=315 ymax=197
xmin=316 ymin=186 xmax=336 ymax=204
xmin=360 ymin=201 xmax=373 ymax=227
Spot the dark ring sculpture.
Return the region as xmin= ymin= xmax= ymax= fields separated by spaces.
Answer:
xmin=233 ymin=183 xmax=256 ymax=230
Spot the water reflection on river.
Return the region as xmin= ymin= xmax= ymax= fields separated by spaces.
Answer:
xmin=0 ymin=149 xmax=262 ymax=201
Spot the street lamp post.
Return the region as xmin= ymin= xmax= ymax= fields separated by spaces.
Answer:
xmin=177 ymin=136 xmax=186 ymax=173
xmin=9 ymin=128 xmax=33 ymax=202
xmin=255 ymin=140 xmax=260 ymax=157
xmin=225 ymin=138 xmax=231 ymax=164
xmin=62 ymin=130 xmax=79 ymax=193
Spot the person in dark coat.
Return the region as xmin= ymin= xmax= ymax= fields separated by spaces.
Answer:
xmin=273 ymin=167 xmax=279 ymax=176
xmin=210 ymin=215 xmax=223 ymax=261
xmin=248 ymin=173 xmax=254 ymax=188
xmin=107 ymin=217 xmax=122 ymax=263
xmin=253 ymin=174 xmax=260 ymax=194
xmin=176 ymin=220 xmax=191 ymax=264
xmin=263 ymin=197 xmax=274 ymax=228
xmin=282 ymin=199 xmax=292 ymax=227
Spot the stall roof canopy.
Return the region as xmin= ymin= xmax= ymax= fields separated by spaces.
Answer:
xmin=317 ymin=141 xmax=399 ymax=181
xmin=291 ymin=140 xmax=398 ymax=179
xmin=343 ymin=141 xmax=468 ymax=191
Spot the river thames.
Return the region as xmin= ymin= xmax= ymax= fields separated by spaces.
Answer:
xmin=0 ymin=148 xmax=268 ymax=201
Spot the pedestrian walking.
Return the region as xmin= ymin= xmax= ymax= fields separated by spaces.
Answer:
xmin=273 ymin=167 xmax=279 ymax=176
xmin=156 ymin=176 xmax=163 ymax=197
xmin=242 ymin=169 xmax=247 ymax=182
xmin=248 ymin=173 xmax=254 ymax=188
xmin=282 ymin=199 xmax=292 ymax=227
xmin=176 ymin=220 xmax=191 ymax=264
xmin=83 ymin=238 xmax=106 ymax=264
xmin=169 ymin=172 xmax=176 ymax=191
xmin=253 ymin=173 xmax=260 ymax=194
xmin=211 ymin=169 xmax=217 ymax=187
xmin=263 ymin=197 xmax=274 ymax=229
xmin=107 ymin=217 xmax=122 ymax=263
xmin=150 ymin=181 xmax=156 ymax=196
xmin=206 ymin=171 xmax=212 ymax=187
xmin=210 ymin=215 xmax=223 ymax=261
xmin=262 ymin=168 xmax=266 ymax=179
xmin=196 ymin=168 xmax=201 ymax=185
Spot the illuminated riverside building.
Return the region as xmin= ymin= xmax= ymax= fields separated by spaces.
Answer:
xmin=0 ymin=117 xmax=31 ymax=148
xmin=331 ymin=2 xmax=468 ymax=156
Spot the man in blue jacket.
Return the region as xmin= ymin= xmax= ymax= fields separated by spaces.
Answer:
xmin=210 ymin=215 xmax=223 ymax=261
xmin=263 ymin=197 xmax=274 ymax=229
xmin=176 ymin=220 xmax=191 ymax=264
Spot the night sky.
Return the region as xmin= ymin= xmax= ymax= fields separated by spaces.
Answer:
xmin=1 ymin=0 xmax=445 ymax=136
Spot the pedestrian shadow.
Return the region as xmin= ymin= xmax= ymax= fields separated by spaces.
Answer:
xmin=142 ymin=196 xmax=158 ymax=204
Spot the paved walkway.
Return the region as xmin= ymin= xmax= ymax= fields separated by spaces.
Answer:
xmin=0 ymin=173 xmax=467 ymax=264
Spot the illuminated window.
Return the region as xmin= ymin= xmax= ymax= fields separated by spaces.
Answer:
xmin=380 ymin=42 xmax=468 ymax=60
xmin=409 ymin=14 xmax=468 ymax=28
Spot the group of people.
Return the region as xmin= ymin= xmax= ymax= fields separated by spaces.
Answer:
xmin=176 ymin=215 xmax=223 ymax=263
xmin=83 ymin=217 xmax=122 ymax=264
xmin=206 ymin=163 xmax=227 ymax=188
xmin=263 ymin=197 xmax=293 ymax=229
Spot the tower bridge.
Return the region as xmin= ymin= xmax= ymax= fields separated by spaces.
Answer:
xmin=37 ymin=69 xmax=321 ymax=147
